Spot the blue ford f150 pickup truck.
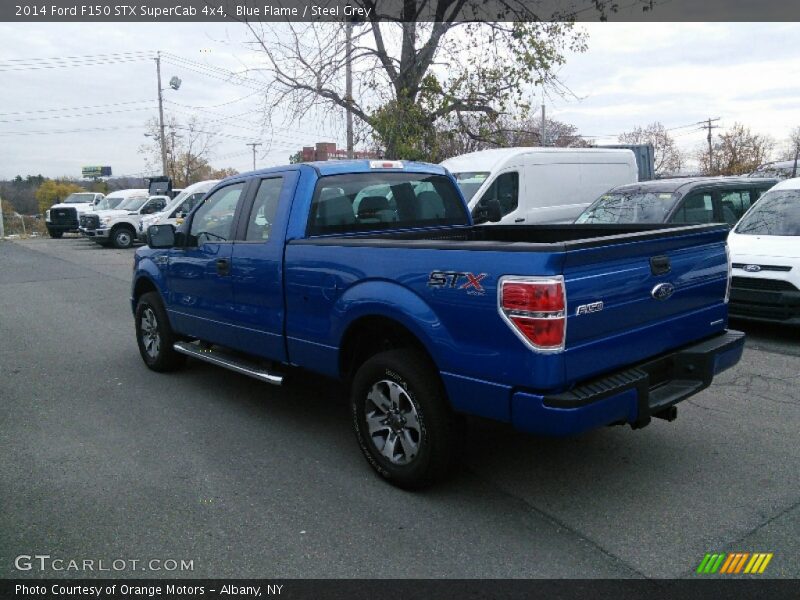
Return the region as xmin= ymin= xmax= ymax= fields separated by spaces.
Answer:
xmin=132 ymin=160 xmax=745 ymax=488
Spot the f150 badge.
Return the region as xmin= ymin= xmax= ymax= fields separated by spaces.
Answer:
xmin=576 ymin=301 xmax=604 ymax=315
xmin=427 ymin=270 xmax=488 ymax=295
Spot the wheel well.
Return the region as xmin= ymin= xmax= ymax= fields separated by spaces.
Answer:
xmin=111 ymin=222 xmax=136 ymax=233
xmin=339 ymin=316 xmax=436 ymax=380
xmin=133 ymin=277 xmax=158 ymax=306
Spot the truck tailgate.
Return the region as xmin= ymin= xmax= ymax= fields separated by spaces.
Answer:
xmin=562 ymin=225 xmax=730 ymax=384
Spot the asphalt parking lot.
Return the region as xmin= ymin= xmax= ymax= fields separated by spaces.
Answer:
xmin=1 ymin=236 xmax=798 ymax=579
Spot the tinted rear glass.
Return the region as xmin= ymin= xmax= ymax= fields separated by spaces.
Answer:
xmin=307 ymin=172 xmax=468 ymax=236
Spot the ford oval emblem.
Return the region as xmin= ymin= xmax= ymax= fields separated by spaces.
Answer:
xmin=743 ymin=264 xmax=761 ymax=272
xmin=651 ymin=282 xmax=675 ymax=301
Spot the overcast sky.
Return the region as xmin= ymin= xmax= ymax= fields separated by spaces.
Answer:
xmin=0 ymin=21 xmax=798 ymax=180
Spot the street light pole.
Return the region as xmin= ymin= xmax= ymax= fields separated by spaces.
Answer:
xmin=155 ymin=51 xmax=168 ymax=176
xmin=345 ymin=21 xmax=354 ymax=159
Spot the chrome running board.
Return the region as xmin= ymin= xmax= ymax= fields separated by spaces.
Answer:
xmin=173 ymin=341 xmax=283 ymax=386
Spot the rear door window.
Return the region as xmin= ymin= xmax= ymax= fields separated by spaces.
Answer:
xmin=671 ymin=191 xmax=714 ymax=223
xmin=244 ymin=178 xmax=284 ymax=242
xmin=719 ymin=189 xmax=753 ymax=224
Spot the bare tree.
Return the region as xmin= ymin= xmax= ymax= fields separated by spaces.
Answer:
xmin=242 ymin=0 xmax=642 ymax=160
xmin=139 ymin=116 xmax=236 ymax=186
xmin=434 ymin=113 xmax=587 ymax=160
xmin=697 ymin=123 xmax=774 ymax=176
xmin=618 ymin=122 xmax=683 ymax=176
xmin=777 ymin=126 xmax=800 ymax=177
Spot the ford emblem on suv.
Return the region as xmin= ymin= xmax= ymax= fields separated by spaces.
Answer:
xmin=651 ymin=282 xmax=675 ymax=300
xmin=743 ymin=264 xmax=761 ymax=272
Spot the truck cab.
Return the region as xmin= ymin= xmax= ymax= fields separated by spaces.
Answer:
xmin=45 ymin=192 xmax=105 ymax=238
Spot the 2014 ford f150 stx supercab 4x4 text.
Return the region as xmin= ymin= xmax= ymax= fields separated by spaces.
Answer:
xmin=131 ymin=160 xmax=745 ymax=488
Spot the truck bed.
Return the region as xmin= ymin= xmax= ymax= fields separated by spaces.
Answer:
xmin=290 ymin=223 xmax=729 ymax=250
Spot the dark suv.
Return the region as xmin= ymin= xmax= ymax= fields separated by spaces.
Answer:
xmin=576 ymin=177 xmax=779 ymax=226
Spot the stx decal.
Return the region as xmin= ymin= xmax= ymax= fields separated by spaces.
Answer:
xmin=427 ymin=271 xmax=488 ymax=295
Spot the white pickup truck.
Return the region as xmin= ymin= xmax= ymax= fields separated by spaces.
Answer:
xmin=80 ymin=190 xmax=167 ymax=249
xmin=45 ymin=192 xmax=105 ymax=238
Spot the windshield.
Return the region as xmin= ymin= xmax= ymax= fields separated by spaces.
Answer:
xmin=576 ymin=191 xmax=678 ymax=224
xmin=63 ymin=193 xmax=95 ymax=204
xmin=307 ymin=172 xmax=469 ymax=236
xmin=95 ymin=196 xmax=124 ymax=211
xmin=118 ymin=196 xmax=148 ymax=211
xmin=735 ymin=190 xmax=800 ymax=236
xmin=452 ymin=172 xmax=490 ymax=202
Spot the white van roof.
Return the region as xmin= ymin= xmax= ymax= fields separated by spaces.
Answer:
xmin=441 ymin=147 xmax=635 ymax=174
xmin=106 ymin=188 xmax=149 ymax=199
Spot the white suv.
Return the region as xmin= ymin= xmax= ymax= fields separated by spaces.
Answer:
xmin=728 ymin=177 xmax=800 ymax=324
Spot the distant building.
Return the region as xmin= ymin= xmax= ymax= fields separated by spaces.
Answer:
xmin=300 ymin=142 xmax=379 ymax=162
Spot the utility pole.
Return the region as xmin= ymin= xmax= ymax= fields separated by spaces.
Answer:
xmin=155 ymin=52 xmax=168 ymax=177
xmin=0 ymin=196 xmax=5 ymax=238
xmin=699 ymin=117 xmax=720 ymax=173
xmin=540 ymin=103 xmax=546 ymax=146
xmin=247 ymin=142 xmax=262 ymax=171
xmin=345 ymin=21 xmax=354 ymax=159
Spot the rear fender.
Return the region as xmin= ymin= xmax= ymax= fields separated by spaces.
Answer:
xmin=332 ymin=279 xmax=453 ymax=371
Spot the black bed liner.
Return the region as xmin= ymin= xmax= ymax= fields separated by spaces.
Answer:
xmin=289 ymin=223 xmax=730 ymax=253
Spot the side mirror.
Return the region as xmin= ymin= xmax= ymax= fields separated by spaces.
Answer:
xmin=486 ymin=199 xmax=503 ymax=223
xmin=147 ymin=224 xmax=176 ymax=249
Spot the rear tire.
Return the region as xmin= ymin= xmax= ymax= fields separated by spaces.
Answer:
xmin=112 ymin=226 xmax=135 ymax=249
xmin=48 ymin=230 xmax=63 ymax=239
xmin=135 ymin=291 xmax=186 ymax=372
xmin=351 ymin=349 xmax=459 ymax=489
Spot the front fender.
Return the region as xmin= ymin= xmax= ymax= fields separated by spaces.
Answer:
xmin=131 ymin=254 xmax=168 ymax=314
xmin=331 ymin=279 xmax=458 ymax=372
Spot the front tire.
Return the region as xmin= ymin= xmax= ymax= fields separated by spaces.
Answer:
xmin=135 ymin=291 xmax=186 ymax=372
xmin=351 ymin=349 xmax=459 ymax=489
xmin=111 ymin=226 xmax=135 ymax=249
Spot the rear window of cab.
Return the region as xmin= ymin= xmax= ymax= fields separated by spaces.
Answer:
xmin=307 ymin=172 xmax=469 ymax=236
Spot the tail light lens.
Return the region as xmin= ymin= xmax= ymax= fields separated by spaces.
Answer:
xmin=499 ymin=277 xmax=566 ymax=352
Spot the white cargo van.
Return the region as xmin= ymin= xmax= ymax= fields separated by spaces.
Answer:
xmin=441 ymin=147 xmax=638 ymax=224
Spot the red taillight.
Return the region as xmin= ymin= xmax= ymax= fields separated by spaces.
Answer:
xmin=502 ymin=281 xmax=564 ymax=312
xmin=500 ymin=278 xmax=566 ymax=351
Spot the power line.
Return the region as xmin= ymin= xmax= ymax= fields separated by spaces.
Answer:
xmin=0 ymin=99 xmax=153 ymax=118
xmin=0 ymin=55 xmax=153 ymax=72
xmin=0 ymin=50 xmax=154 ymax=64
xmin=0 ymin=105 xmax=155 ymax=124
xmin=0 ymin=125 xmax=144 ymax=137
xmin=165 ymin=91 xmax=264 ymax=111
